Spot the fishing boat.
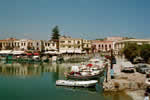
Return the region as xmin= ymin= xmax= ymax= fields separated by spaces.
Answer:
xmin=66 ymin=71 xmax=103 ymax=80
xmin=56 ymin=80 xmax=98 ymax=87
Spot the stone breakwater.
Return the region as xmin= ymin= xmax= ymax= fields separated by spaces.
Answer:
xmin=102 ymin=65 xmax=147 ymax=100
xmin=103 ymin=72 xmax=146 ymax=92
xmin=102 ymin=67 xmax=147 ymax=100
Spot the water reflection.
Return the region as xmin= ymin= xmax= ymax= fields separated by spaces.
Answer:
xmin=0 ymin=62 xmax=71 ymax=79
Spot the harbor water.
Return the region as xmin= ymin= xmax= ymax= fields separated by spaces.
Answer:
xmin=0 ymin=62 xmax=132 ymax=100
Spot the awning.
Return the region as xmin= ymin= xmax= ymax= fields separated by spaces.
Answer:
xmin=26 ymin=53 xmax=32 ymax=56
xmin=12 ymin=51 xmax=25 ymax=55
xmin=44 ymin=51 xmax=58 ymax=54
xmin=0 ymin=50 xmax=12 ymax=54
xmin=34 ymin=53 xmax=39 ymax=55
xmin=67 ymin=50 xmax=74 ymax=53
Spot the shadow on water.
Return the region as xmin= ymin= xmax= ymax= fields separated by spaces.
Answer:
xmin=0 ymin=62 xmax=133 ymax=100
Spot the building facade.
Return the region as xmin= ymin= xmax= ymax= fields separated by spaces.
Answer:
xmin=82 ymin=39 xmax=92 ymax=53
xmin=0 ymin=38 xmax=18 ymax=50
xmin=106 ymin=37 xmax=124 ymax=41
xmin=59 ymin=36 xmax=83 ymax=53
xmin=92 ymin=40 xmax=113 ymax=52
xmin=114 ymin=39 xmax=150 ymax=55
xmin=43 ymin=40 xmax=57 ymax=51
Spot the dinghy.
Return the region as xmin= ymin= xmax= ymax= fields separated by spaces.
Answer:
xmin=56 ymin=80 xmax=98 ymax=87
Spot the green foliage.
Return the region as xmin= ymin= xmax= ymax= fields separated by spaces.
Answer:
xmin=123 ymin=43 xmax=150 ymax=63
xmin=51 ymin=26 xmax=60 ymax=40
xmin=123 ymin=37 xmax=135 ymax=39
xmin=140 ymin=44 xmax=150 ymax=63
xmin=122 ymin=43 xmax=140 ymax=62
xmin=95 ymin=38 xmax=104 ymax=41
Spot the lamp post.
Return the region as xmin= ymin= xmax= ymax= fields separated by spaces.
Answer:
xmin=111 ymin=49 xmax=113 ymax=69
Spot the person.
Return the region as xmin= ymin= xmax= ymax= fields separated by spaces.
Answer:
xmin=144 ymin=92 xmax=149 ymax=100
xmin=110 ymin=68 xmax=114 ymax=79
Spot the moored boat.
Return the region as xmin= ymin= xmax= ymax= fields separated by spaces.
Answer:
xmin=67 ymin=71 xmax=103 ymax=80
xmin=56 ymin=80 xmax=98 ymax=87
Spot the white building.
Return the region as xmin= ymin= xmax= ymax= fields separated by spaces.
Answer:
xmin=43 ymin=40 xmax=57 ymax=51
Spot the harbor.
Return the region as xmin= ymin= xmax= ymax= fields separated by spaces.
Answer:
xmin=0 ymin=57 xmax=134 ymax=100
xmin=0 ymin=47 xmax=150 ymax=100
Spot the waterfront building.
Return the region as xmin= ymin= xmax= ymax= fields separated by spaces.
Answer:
xmin=82 ymin=39 xmax=92 ymax=53
xmin=106 ymin=37 xmax=124 ymax=41
xmin=114 ymin=39 xmax=150 ymax=55
xmin=92 ymin=40 xmax=113 ymax=53
xmin=59 ymin=36 xmax=83 ymax=54
xmin=43 ymin=40 xmax=57 ymax=51
xmin=32 ymin=40 xmax=42 ymax=51
xmin=13 ymin=40 xmax=20 ymax=50
xmin=19 ymin=39 xmax=43 ymax=51
xmin=0 ymin=38 xmax=18 ymax=50
xmin=19 ymin=39 xmax=32 ymax=51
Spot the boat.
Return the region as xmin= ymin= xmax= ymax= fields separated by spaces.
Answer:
xmin=67 ymin=73 xmax=102 ymax=80
xmin=67 ymin=70 xmax=103 ymax=80
xmin=56 ymin=80 xmax=98 ymax=87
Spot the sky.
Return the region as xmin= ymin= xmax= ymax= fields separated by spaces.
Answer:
xmin=0 ymin=0 xmax=150 ymax=40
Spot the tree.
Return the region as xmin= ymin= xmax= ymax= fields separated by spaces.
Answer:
xmin=51 ymin=26 xmax=60 ymax=40
xmin=122 ymin=43 xmax=140 ymax=62
xmin=95 ymin=38 xmax=105 ymax=41
xmin=140 ymin=44 xmax=150 ymax=63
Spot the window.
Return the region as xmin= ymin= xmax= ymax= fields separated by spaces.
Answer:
xmin=60 ymin=41 xmax=65 ymax=43
xmin=109 ymin=44 xmax=111 ymax=48
xmin=87 ymin=44 xmax=89 ymax=48
xmin=78 ymin=46 xmax=80 ymax=48
xmin=69 ymin=46 xmax=71 ymax=48
xmin=77 ymin=41 xmax=80 ymax=44
xmin=99 ymin=45 xmax=101 ymax=48
xmin=105 ymin=45 xmax=107 ymax=48
xmin=68 ymin=41 xmax=71 ymax=43
xmin=37 ymin=43 xmax=39 ymax=46
xmin=45 ymin=43 xmax=47 ymax=46
xmin=48 ymin=43 xmax=50 ymax=46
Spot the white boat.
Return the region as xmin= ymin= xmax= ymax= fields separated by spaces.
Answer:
xmin=56 ymin=80 xmax=98 ymax=87
xmin=89 ymin=58 xmax=104 ymax=68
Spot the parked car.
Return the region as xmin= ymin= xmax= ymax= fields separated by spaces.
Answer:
xmin=121 ymin=61 xmax=135 ymax=73
xmin=133 ymin=57 xmax=145 ymax=64
xmin=136 ymin=64 xmax=150 ymax=74
xmin=146 ymin=70 xmax=150 ymax=78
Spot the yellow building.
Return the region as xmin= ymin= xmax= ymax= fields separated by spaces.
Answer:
xmin=82 ymin=39 xmax=92 ymax=53
xmin=59 ymin=36 xmax=83 ymax=53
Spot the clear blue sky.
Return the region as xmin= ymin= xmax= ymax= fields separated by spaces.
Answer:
xmin=0 ymin=0 xmax=150 ymax=40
